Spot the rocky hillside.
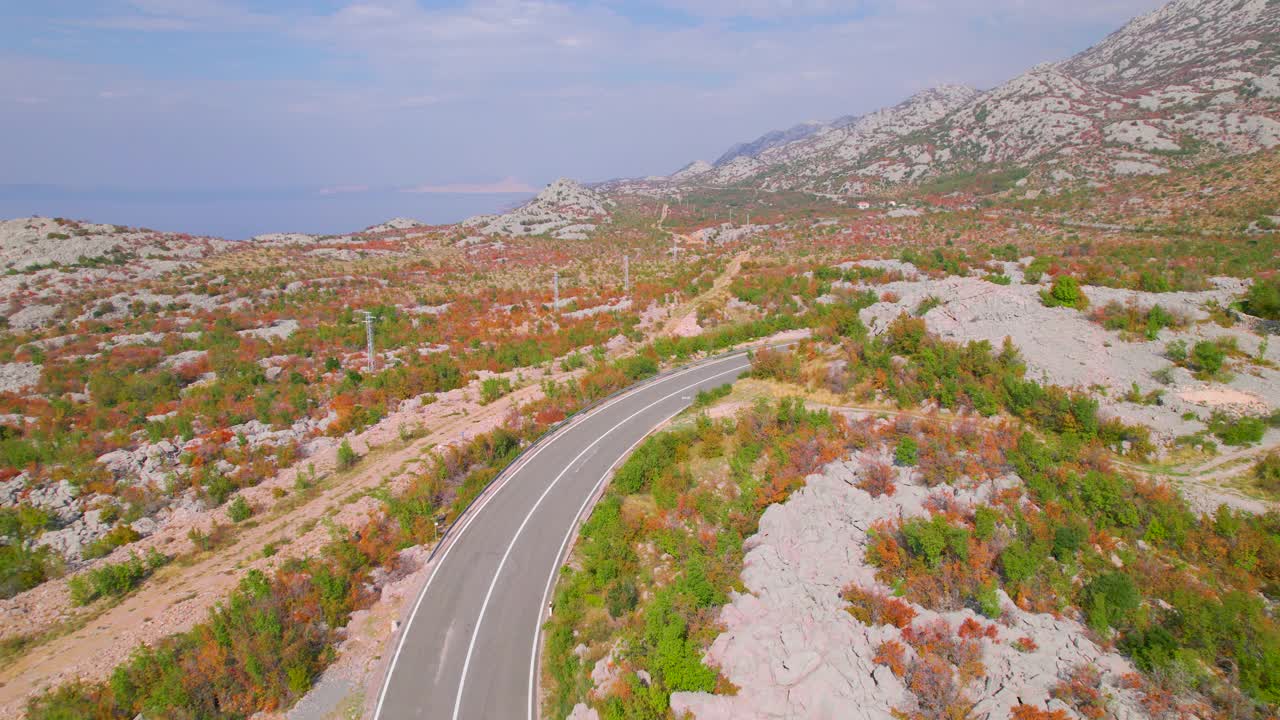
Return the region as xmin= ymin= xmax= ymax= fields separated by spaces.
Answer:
xmin=712 ymin=120 xmax=827 ymax=167
xmin=0 ymin=217 xmax=235 ymax=331
xmin=653 ymin=0 xmax=1280 ymax=194
xmin=465 ymin=178 xmax=612 ymax=241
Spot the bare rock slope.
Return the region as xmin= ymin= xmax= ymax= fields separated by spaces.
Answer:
xmin=468 ymin=179 xmax=612 ymax=240
xmin=651 ymin=0 xmax=1280 ymax=193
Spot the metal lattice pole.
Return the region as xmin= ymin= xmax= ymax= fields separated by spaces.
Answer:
xmin=363 ymin=311 xmax=376 ymax=372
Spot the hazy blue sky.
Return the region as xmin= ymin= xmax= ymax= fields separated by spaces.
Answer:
xmin=0 ymin=0 xmax=1166 ymax=233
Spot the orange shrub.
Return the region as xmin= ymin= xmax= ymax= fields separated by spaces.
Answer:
xmin=844 ymin=585 xmax=918 ymax=629
xmin=874 ymin=639 xmax=909 ymax=677
xmin=1011 ymin=706 xmax=1069 ymax=720
xmin=1051 ymin=665 xmax=1105 ymax=719
xmin=858 ymin=461 xmax=897 ymax=498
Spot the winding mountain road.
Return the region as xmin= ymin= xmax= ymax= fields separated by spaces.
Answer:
xmin=375 ymin=351 xmax=753 ymax=720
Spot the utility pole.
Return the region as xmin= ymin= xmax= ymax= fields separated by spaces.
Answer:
xmin=553 ymin=270 xmax=559 ymax=310
xmin=362 ymin=310 xmax=376 ymax=372
xmin=623 ymin=254 xmax=630 ymax=298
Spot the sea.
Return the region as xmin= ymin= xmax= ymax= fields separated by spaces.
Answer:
xmin=0 ymin=185 xmax=533 ymax=240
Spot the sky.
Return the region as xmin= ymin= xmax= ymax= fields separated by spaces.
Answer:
xmin=0 ymin=0 xmax=1167 ymax=235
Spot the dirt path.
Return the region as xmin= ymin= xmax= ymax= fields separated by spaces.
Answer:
xmin=1115 ymin=439 xmax=1278 ymax=514
xmin=659 ymin=251 xmax=750 ymax=337
xmin=0 ymin=374 xmax=561 ymax=717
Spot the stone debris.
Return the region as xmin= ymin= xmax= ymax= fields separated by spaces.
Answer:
xmin=855 ymin=265 xmax=1278 ymax=443
xmin=238 ymin=319 xmax=300 ymax=341
xmin=0 ymin=362 xmax=41 ymax=394
xmin=673 ymin=453 xmax=1145 ymax=720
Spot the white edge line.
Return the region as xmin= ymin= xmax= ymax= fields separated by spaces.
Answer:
xmin=372 ymin=354 xmax=743 ymax=719
xmin=523 ymin=366 xmax=743 ymax=720
xmin=451 ymin=361 xmax=750 ymax=720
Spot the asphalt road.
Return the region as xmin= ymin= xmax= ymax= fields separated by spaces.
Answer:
xmin=375 ymin=351 xmax=753 ymax=720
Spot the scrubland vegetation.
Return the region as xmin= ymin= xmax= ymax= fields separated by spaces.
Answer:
xmin=548 ymin=319 xmax=1280 ymax=718
xmin=2 ymin=141 xmax=1278 ymax=718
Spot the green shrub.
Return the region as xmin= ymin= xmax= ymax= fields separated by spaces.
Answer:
xmin=1191 ymin=340 xmax=1225 ymax=374
xmin=1082 ymin=572 xmax=1140 ymax=634
xmin=82 ymin=525 xmax=141 ymax=560
xmin=894 ymin=436 xmax=919 ymax=467
xmin=1052 ymin=524 xmax=1087 ymax=561
xmin=1023 ymin=257 xmax=1051 ymax=284
xmin=615 ymin=355 xmax=659 ymax=381
xmin=1209 ymin=413 xmax=1266 ymax=446
xmin=1254 ymin=452 xmax=1280 ymax=495
xmin=203 ymin=473 xmax=235 ymax=506
xmin=480 ymin=376 xmax=513 ymax=404
xmin=1242 ymin=278 xmax=1280 ymax=320
xmin=606 ymin=579 xmax=638 ymax=618
xmin=692 ymin=383 xmax=732 ymax=408
xmin=337 ymin=440 xmax=359 ymax=469
xmin=613 ymin=431 xmax=686 ymax=494
xmin=914 ymin=296 xmax=943 ymax=316
xmin=999 ymin=541 xmax=1043 ymax=587
xmin=228 ymin=496 xmax=253 ymax=523
xmin=973 ymin=507 xmax=997 ymax=541
xmin=901 ymin=516 xmax=968 ymax=568
xmin=976 ymin=581 xmax=1002 ymax=618
xmin=68 ymin=553 xmax=156 ymax=606
xmin=1041 ymin=276 xmax=1089 ymax=309
xmin=0 ymin=544 xmax=55 ymax=599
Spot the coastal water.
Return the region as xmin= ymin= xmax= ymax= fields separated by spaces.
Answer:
xmin=0 ymin=185 xmax=532 ymax=240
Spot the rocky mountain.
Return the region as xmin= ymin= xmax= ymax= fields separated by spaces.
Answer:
xmin=654 ymin=0 xmax=1280 ymax=194
xmin=366 ymin=217 xmax=427 ymax=233
xmin=466 ymin=178 xmax=612 ymax=240
xmin=713 ymin=121 xmax=827 ymax=166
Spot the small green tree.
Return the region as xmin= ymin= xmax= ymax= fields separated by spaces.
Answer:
xmin=337 ymin=440 xmax=359 ymax=469
xmin=227 ymin=496 xmax=253 ymax=523
xmin=1191 ymin=340 xmax=1225 ymax=375
xmin=894 ymin=436 xmax=919 ymax=467
xmin=1041 ymin=275 xmax=1089 ymax=310
xmin=1242 ymin=278 xmax=1280 ymax=320
xmin=1082 ymin=572 xmax=1140 ymax=634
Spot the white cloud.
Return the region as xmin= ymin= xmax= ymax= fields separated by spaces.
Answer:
xmin=2 ymin=0 xmax=1173 ymax=189
xmin=83 ymin=0 xmax=280 ymax=32
xmin=318 ymin=184 xmax=370 ymax=195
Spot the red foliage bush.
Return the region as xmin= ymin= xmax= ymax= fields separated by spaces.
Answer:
xmin=858 ymin=461 xmax=897 ymax=498
xmin=1052 ymin=665 xmax=1106 ymax=719
xmin=1011 ymin=706 xmax=1069 ymax=720
xmin=874 ymin=639 xmax=909 ymax=677
xmin=904 ymin=653 xmax=966 ymax=720
xmin=957 ymin=617 xmax=998 ymax=641
xmin=843 ymin=585 xmax=918 ymax=629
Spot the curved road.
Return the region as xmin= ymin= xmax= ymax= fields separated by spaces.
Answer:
xmin=375 ymin=351 xmax=753 ymax=720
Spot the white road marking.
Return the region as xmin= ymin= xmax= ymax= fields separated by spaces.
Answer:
xmin=372 ymin=355 xmax=741 ymax=719
xmin=451 ymin=360 xmax=750 ymax=720
xmin=525 ymin=362 xmax=749 ymax=720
